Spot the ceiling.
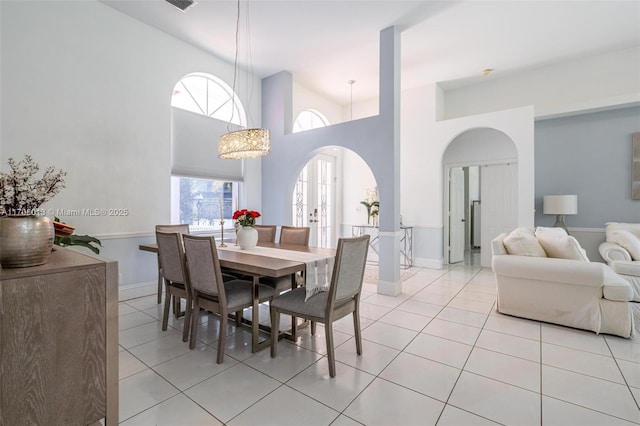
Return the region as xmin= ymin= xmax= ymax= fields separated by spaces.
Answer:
xmin=101 ymin=0 xmax=640 ymax=105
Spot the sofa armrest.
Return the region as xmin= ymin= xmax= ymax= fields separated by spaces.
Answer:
xmin=611 ymin=260 xmax=640 ymax=277
xmin=599 ymin=242 xmax=632 ymax=263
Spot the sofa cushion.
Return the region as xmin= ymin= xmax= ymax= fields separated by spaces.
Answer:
xmin=601 ymin=265 xmax=634 ymax=301
xmin=503 ymin=227 xmax=547 ymax=257
xmin=610 ymin=230 xmax=640 ymax=261
xmin=606 ymin=222 xmax=640 ymax=242
xmin=535 ymin=227 xmax=589 ymax=261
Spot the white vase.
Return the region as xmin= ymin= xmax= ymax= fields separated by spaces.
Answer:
xmin=236 ymin=226 xmax=258 ymax=250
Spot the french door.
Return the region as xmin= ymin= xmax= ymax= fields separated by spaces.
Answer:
xmin=292 ymin=153 xmax=335 ymax=247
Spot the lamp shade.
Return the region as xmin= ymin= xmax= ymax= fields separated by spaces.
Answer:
xmin=543 ymin=195 xmax=577 ymax=215
xmin=218 ymin=128 xmax=271 ymax=159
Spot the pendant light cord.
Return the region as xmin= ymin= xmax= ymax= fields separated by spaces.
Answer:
xmin=228 ymin=0 xmax=241 ymax=133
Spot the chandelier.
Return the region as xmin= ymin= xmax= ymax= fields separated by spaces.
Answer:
xmin=218 ymin=0 xmax=271 ymax=159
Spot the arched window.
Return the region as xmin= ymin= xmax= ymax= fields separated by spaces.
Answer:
xmin=171 ymin=72 xmax=246 ymax=126
xmin=293 ymin=109 xmax=329 ymax=133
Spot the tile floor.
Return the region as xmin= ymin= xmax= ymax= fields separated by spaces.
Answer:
xmin=117 ymin=263 xmax=640 ymax=425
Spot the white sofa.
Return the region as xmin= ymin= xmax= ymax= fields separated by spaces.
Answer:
xmin=492 ymin=230 xmax=636 ymax=338
xmin=599 ymin=222 xmax=640 ymax=302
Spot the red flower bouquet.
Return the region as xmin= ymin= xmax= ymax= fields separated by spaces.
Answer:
xmin=232 ymin=209 xmax=261 ymax=227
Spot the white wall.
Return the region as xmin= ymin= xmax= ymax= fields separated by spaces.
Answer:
xmin=342 ymin=150 xmax=377 ymax=228
xmin=292 ymin=81 xmax=343 ymax=126
xmin=444 ymin=46 xmax=640 ymax=119
xmin=1 ymin=0 xmax=263 ymax=287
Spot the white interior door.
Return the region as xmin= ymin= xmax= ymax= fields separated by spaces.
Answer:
xmin=449 ymin=167 xmax=465 ymax=263
xmin=292 ymin=153 xmax=335 ymax=247
xmin=480 ymin=163 xmax=518 ymax=267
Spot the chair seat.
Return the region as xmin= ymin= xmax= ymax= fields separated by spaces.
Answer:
xmin=199 ymin=279 xmax=276 ymax=311
xmin=270 ymin=287 xmax=352 ymax=319
xmin=260 ymin=275 xmax=293 ymax=293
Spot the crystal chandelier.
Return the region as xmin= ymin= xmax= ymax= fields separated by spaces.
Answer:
xmin=218 ymin=0 xmax=271 ymax=159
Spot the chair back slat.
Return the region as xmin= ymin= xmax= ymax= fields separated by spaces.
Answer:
xmin=279 ymin=226 xmax=310 ymax=246
xmin=254 ymin=225 xmax=277 ymax=243
xmin=156 ymin=231 xmax=188 ymax=285
xmin=183 ymin=235 xmax=225 ymax=301
xmin=329 ymin=235 xmax=370 ymax=303
xmin=155 ymin=224 xmax=190 ymax=235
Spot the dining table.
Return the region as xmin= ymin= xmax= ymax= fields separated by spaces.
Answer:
xmin=139 ymin=239 xmax=335 ymax=352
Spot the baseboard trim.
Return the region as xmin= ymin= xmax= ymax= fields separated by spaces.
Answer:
xmin=377 ymin=279 xmax=402 ymax=296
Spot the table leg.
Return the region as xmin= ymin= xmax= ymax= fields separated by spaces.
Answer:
xmin=250 ymin=275 xmax=271 ymax=352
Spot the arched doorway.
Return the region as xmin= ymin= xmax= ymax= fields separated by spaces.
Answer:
xmin=289 ymin=147 xmax=377 ymax=249
xmin=443 ymin=128 xmax=518 ymax=267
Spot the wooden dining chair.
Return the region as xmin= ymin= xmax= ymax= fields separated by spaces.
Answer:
xmin=155 ymin=231 xmax=192 ymax=343
xmin=254 ymin=225 xmax=277 ymax=243
xmin=279 ymin=226 xmax=310 ymax=246
xmin=155 ymin=224 xmax=190 ymax=304
xmin=182 ymin=235 xmax=276 ymax=363
xmin=269 ymin=235 xmax=370 ymax=377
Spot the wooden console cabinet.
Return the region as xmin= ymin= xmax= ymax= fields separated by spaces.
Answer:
xmin=0 ymin=248 xmax=118 ymax=425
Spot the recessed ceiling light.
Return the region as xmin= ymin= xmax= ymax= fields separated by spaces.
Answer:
xmin=482 ymin=68 xmax=494 ymax=76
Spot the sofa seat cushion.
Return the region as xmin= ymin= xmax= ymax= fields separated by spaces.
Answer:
xmin=611 ymin=261 xmax=640 ymax=302
xmin=503 ymin=227 xmax=547 ymax=257
xmin=535 ymin=227 xmax=589 ymax=261
xmin=610 ymin=230 xmax=640 ymax=260
xmin=602 ymin=266 xmax=634 ymax=301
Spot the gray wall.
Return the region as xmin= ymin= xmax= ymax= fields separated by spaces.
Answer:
xmin=535 ymin=106 xmax=640 ymax=228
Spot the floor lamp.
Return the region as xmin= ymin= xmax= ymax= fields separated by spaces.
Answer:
xmin=543 ymin=195 xmax=577 ymax=234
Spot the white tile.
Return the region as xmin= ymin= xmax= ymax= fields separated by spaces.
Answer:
xmin=618 ymin=358 xmax=640 ymax=388
xmin=153 ymin=344 xmax=237 ymax=390
xmin=606 ymin=335 xmax=640 ymax=363
xmin=119 ymin=311 xmax=157 ymax=331
xmin=244 ymin=340 xmax=322 ymax=382
xmin=119 ymin=320 xmax=181 ymax=349
xmin=422 ymin=318 xmax=481 ymax=345
xmin=287 ymin=361 xmax=375 ymax=411
xmin=294 ymin=325 xmax=352 ymax=355
xmin=332 ymin=314 xmax=374 ymax=335
xmin=483 ymin=314 xmax=541 ymax=341
xmin=227 ymin=385 xmax=339 ymax=426
xmin=465 ymin=347 xmax=540 ymax=392
xmin=184 ymin=363 xmax=280 ymax=423
xmin=404 ymin=333 xmax=473 ymax=369
xmin=128 ymin=333 xmax=195 ymax=367
xmin=380 ymin=352 xmax=460 ymax=401
xmin=448 ymin=372 xmax=540 ymax=426
xmin=475 ymin=329 xmax=540 ymax=362
xmin=396 ymin=299 xmax=444 ymax=317
xmin=361 ymin=292 xmax=409 ymax=309
xmin=455 ymin=288 xmax=496 ymax=304
xmin=446 ymin=298 xmax=495 ymax=315
xmin=542 ymin=365 xmax=640 ymax=423
xmin=410 ymin=290 xmax=454 ymax=306
xmin=121 ymin=394 xmax=221 ymax=426
xmin=437 ymin=405 xmax=501 ymax=425
xmin=418 ymin=285 xmax=460 ymax=297
xmin=125 ymin=295 xmax=163 ymax=311
xmin=542 ymin=342 xmax=625 ymax=384
xmin=119 ymin=350 xmax=148 ymax=380
xmin=436 ymin=307 xmax=488 ymax=328
xmin=358 ymin=302 xmax=392 ymax=320
xmin=329 ymin=415 xmax=364 ymax=426
xmin=541 ymin=323 xmax=610 ymax=355
xmin=378 ymin=308 xmax=433 ymax=331
xmin=221 ymin=328 xmax=269 ymax=361
xmin=541 ymin=395 xmax=637 ymax=426
xmin=335 ymin=337 xmax=400 ymax=375
xmin=118 ymin=302 xmax=138 ymax=316
xmin=119 ymin=369 xmax=179 ymax=422
xmin=361 ymin=321 xmax=419 ymax=350
xmin=344 ymin=378 xmax=444 ymax=426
